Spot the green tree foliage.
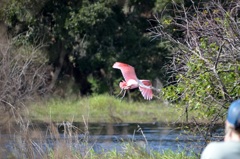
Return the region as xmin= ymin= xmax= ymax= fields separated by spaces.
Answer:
xmin=151 ymin=0 xmax=240 ymax=120
xmin=1 ymin=0 xmax=171 ymax=99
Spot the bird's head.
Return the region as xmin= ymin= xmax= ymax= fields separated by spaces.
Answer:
xmin=119 ymin=80 xmax=129 ymax=90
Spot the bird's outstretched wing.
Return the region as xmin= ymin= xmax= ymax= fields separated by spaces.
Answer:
xmin=112 ymin=62 xmax=138 ymax=81
xmin=139 ymin=80 xmax=153 ymax=100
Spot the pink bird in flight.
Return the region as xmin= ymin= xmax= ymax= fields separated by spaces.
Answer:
xmin=112 ymin=62 xmax=154 ymax=100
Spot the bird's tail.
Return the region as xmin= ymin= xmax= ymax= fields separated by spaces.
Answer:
xmin=139 ymin=80 xmax=161 ymax=92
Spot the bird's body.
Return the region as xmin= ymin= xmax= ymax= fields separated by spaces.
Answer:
xmin=112 ymin=62 xmax=153 ymax=100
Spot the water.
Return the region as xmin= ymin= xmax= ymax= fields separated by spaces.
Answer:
xmin=1 ymin=122 xmax=224 ymax=157
xmin=76 ymin=123 xmax=223 ymax=154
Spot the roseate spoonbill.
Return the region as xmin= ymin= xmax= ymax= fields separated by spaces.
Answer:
xmin=112 ymin=62 xmax=154 ymax=100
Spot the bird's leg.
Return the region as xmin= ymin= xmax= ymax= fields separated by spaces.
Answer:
xmin=120 ymin=89 xmax=127 ymax=100
xmin=116 ymin=88 xmax=124 ymax=97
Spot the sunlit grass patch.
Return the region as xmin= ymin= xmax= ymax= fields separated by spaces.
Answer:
xmin=28 ymin=94 xmax=184 ymax=123
xmin=28 ymin=97 xmax=86 ymax=122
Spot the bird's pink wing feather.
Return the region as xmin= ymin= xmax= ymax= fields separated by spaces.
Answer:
xmin=112 ymin=62 xmax=138 ymax=81
xmin=139 ymin=80 xmax=153 ymax=100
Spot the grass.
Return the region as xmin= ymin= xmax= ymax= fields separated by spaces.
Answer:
xmin=55 ymin=143 xmax=199 ymax=159
xmin=90 ymin=143 xmax=199 ymax=159
xmin=7 ymin=141 xmax=198 ymax=159
xmin=28 ymin=94 xmax=185 ymax=123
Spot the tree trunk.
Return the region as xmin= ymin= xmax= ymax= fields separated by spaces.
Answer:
xmin=48 ymin=41 xmax=67 ymax=90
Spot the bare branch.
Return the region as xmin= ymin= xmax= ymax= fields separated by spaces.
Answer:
xmin=0 ymin=37 xmax=51 ymax=123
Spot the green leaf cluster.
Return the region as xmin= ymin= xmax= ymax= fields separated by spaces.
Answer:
xmin=1 ymin=0 xmax=172 ymax=98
